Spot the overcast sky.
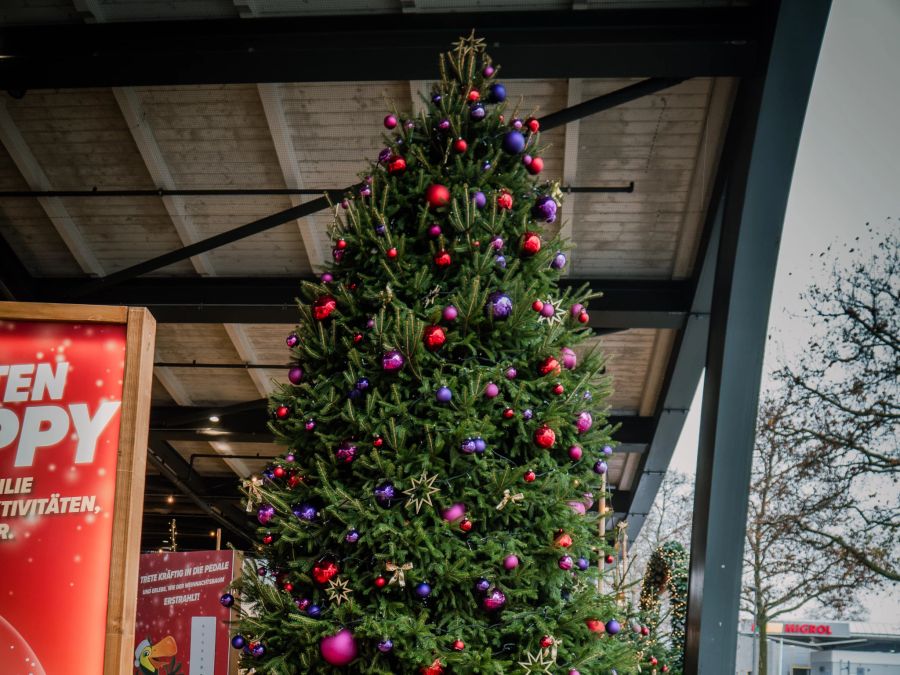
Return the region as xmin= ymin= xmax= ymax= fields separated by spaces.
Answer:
xmin=665 ymin=0 xmax=899 ymax=623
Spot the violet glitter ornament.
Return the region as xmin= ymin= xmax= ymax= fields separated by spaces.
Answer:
xmin=288 ymin=366 xmax=303 ymax=384
xmin=576 ymin=411 xmax=593 ymax=434
xmin=474 ymin=437 xmax=486 ymax=453
xmin=374 ymin=482 xmax=396 ymax=507
xmin=378 ymin=147 xmax=391 ymax=163
xmin=490 ymin=236 xmax=504 ymax=250
xmin=470 ymin=104 xmax=486 ymax=121
xmin=533 ymin=195 xmax=558 ymax=223
xmin=482 ymin=160 xmax=492 ymax=171
xmin=475 ymin=577 xmax=491 ymax=593
xmin=377 ymin=639 xmax=393 ymax=653
xmin=512 ymin=118 xmax=523 ymax=130
xmin=295 ymin=597 xmax=311 ymax=611
xmin=603 ymin=445 xmax=613 ymax=456
xmin=551 ymin=251 xmax=567 ymax=270
xmin=374 ymin=223 xmax=386 ymax=235
xmin=382 ymin=349 xmax=405 ymax=372
xmin=522 ymin=409 xmax=533 ymax=420
xmin=436 ymin=386 xmax=452 ymax=403
xmin=305 ymin=419 xmax=316 ymax=431
xmin=495 ymin=255 xmax=507 ymax=269
xmin=487 ymin=291 xmax=513 ymax=320
xmin=359 ymin=186 xmax=371 ymax=197
xmin=307 ymin=604 xmax=322 ymax=618
xmin=285 ymin=332 xmax=299 ymax=348
xmin=345 ymin=528 xmax=360 ymax=544
xmin=415 ymin=582 xmax=432 ymax=598
xmin=482 ymin=587 xmax=506 ymax=612
xmin=442 ymin=305 xmax=458 ymax=321
xmin=432 ymin=93 xmax=442 ymax=104
xmin=438 ymin=118 xmax=450 ymax=131
xmin=460 ymin=438 xmax=478 ymax=454
xmin=472 ymin=190 xmax=487 ymax=209
xmin=501 ymin=130 xmax=525 ymax=154
xmin=332 ymin=248 xmax=345 ymax=263
xmin=335 ymin=440 xmax=358 ymax=465
xmin=558 ymin=555 xmax=574 ymax=571
xmin=220 ymin=593 xmax=234 ymax=607
xmin=593 ymin=460 xmax=608 ymax=475
xmin=293 ymin=502 xmax=318 ymax=521
xmin=576 ymin=557 xmax=590 ymax=571
xmin=355 ymin=377 xmax=369 ymax=391
xmin=506 ymin=367 xmax=517 ymax=380
xmin=257 ymin=504 xmax=275 ymax=525
xmin=251 ymin=643 xmax=266 ymax=658
xmin=231 ymin=635 xmax=246 ymax=649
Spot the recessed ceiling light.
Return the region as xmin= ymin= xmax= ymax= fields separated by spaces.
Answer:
xmin=209 ymin=415 xmax=220 ymax=422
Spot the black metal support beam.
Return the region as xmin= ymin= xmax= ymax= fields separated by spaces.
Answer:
xmin=0 ymin=231 xmax=34 ymax=301
xmin=0 ymin=7 xmax=761 ymax=91
xmin=37 ymin=276 xmax=690 ymax=329
xmin=146 ymin=437 xmax=255 ymax=545
xmin=51 ymin=77 xmax=685 ymax=297
xmin=684 ymin=2 xmax=830 ymax=671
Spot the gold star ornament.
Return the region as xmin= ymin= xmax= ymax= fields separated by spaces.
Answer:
xmin=326 ymin=576 xmax=353 ymax=606
xmin=517 ymin=648 xmax=555 ymax=674
xmin=402 ymin=470 xmax=441 ymax=514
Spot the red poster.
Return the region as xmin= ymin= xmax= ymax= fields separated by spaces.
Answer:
xmin=134 ymin=550 xmax=236 ymax=675
xmin=0 ymin=319 xmax=128 ymax=675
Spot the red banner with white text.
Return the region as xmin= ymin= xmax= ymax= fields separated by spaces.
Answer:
xmin=0 ymin=319 xmax=128 ymax=675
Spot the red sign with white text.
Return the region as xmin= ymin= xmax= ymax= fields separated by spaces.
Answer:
xmin=0 ymin=320 xmax=127 ymax=675
xmin=134 ymin=550 xmax=236 ymax=675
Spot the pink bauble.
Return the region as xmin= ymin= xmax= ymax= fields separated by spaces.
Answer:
xmin=320 ymin=629 xmax=357 ymax=666
xmin=442 ymin=305 xmax=458 ymax=321
xmin=441 ymin=503 xmax=466 ymax=522
xmin=484 ymin=382 xmax=499 ymax=398
xmin=568 ymin=445 xmax=583 ymax=461
xmin=570 ymin=303 xmax=584 ymax=318
xmin=576 ymin=411 xmax=593 ymax=434
xmin=503 ymin=554 xmax=519 ymax=570
xmin=561 ymin=347 xmax=577 ymax=370
xmin=567 ymin=501 xmax=587 ymax=515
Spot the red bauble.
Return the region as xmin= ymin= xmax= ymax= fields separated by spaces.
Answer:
xmin=526 ymin=157 xmax=544 ymax=175
xmin=283 ymin=582 xmax=294 ymax=592
xmin=459 ymin=518 xmax=473 ymax=532
xmin=538 ymin=356 xmax=561 ymax=376
xmin=650 ymin=657 xmax=658 ymax=666
xmin=524 ymin=470 xmax=536 ymax=482
xmin=554 ymin=531 xmax=573 ymax=548
xmin=552 ymin=384 xmax=564 ymax=395
xmin=586 ymin=619 xmax=605 ymax=634
xmin=387 ymin=247 xmax=398 ymax=259
xmin=641 ymin=626 xmax=650 ymax=636
xmin=288 ymin=473 xmax=303 ymax=488
xmin=578 ymin=311 xmax=590 ymax=324
xmin=532 ymin=300 xmax=544 ymax=312
xmin=452 ymin=639 xmax=465 ymax=652
xmin=312 ymin=295 xmax=337 ymax=321
xmin=434 ymin=250 xmax=452 ymax=268
xmin=605 ymin=554 xmax=615 ymax=564
xmin=426 ymin=184 xmax=451 ymax=208
xmin=527 ymin=117 xmax=540 ymax=133
xmin=353 ymin=333 xmax=364 ymax=344
xmin=503 ymin=408 xmax=515 ymax=419
xmin=311 ymin=560 xmax=339 ymax=585
xmin=273 ymin=466 xmax=285 ymax=478
xmin=521 ymin=231 xmax=542 ymax=256
xmin=423 ymin=325 xmax=447 ymax=351
xmin=373 ymin=436 xmax=384 ymax=447
xmin=387 ymin=155 xmax=407 ymax=175
xmin=534 ymin=424 xmax=556 ymax=448
xmin=662 ymin=666 xmax=670 ymax=672
xmin=453 ymin=138 xmax=467 ymax=153
xmin=336 ymin=238 xmax=347 ymax=250
xmin=467 ymin=90 xmax=480 ymax=102
xmin=497 ymin=190 xmax=513 ymax=210
xmin=540 ymin=635 xmax=554 ymax=648
xmin=421 ymin=660 xmax=445 ymax=675
xmin=275 ymin=405 xmax=290 ymax=420
xmin=374 ymin=576 xmax=387 ymax=588
xmin=262 ymin=533 xmax=274 ymax=545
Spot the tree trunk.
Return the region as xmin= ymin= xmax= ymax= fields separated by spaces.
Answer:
xmin=758 ymin=615 xmax=768 ymax=675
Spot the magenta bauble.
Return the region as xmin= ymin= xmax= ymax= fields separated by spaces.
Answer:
xmin=320 ymin=628 xmax=358 ymax=666
xmin=568 ymin=445 xmax=583 ymax=461
xmin=576 ymin=411 xmax=593 ymax=433
xmin=382 ymin=350 xmax=405 ymax=372
xmin=482 ymin=587 xmax=507 ymax=612
xmin=561 ymin=347 xmax=577 ymax=370
xmin=288 ymin=366 xmax=303 ymax=384
xmin=441 ymin=503 xmax=466 ymax=522
xmin=503 ymin=554 xmax=519 ymax=570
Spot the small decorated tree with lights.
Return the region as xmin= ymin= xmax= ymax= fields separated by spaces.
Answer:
xmin=227 ymin=35 xmax=653 ymax=674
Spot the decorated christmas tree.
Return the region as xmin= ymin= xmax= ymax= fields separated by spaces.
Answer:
xmin=228 ymin=35 xmax=648 ymax=674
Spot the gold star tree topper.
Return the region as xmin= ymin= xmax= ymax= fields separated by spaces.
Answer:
xmin=402 ymin=470 xmax=441 ymax=514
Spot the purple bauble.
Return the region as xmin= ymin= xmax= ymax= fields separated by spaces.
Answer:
xmin=415 ymin=582 xmax=432 ymax=598
xmin=374 ymin=482 xmax=396 ymax=507
xmin=488 ymin=83 xmax=507 ymax=103
xmin=482 ymin=161 xmax=492 ymax=171
xmin=561 ymin=347 xmax=577 ymax=370
xmin=375 ymin=223 xmax=386 ymax=236
xmin=558 ymin=555 xmax=574 ymax=571
xmin=505 ymin=367 xmax=517 ymax=380
xmin=603 ymin=444 xmax=613 ymax=456
xmin=605 ymin=619 xmax=621 ymax=635
xmin=569 ymin=671 xmax=581 ymax=675
xmin=540 ymin=302 xmax=555 ymax=318
xmin=490 ymin=236 xmax=504 ymax=250
xmin=568 ymin=501 xmax=587 ymax=515
xmin=576 ymin=557 xmax=590 ymax=571
xmin=570 ymin=303 xmax=584 ymax=318
xmin=321 ymin=272 xmax=334 ymax=284
xmin=474 ymin=437 xmax=486 ymax=453
xmin=432 ymin=93 xmax=442 ymax=104
xmin=576 ymin=411 xmax=593 ymax=434
xmin=377 ymin=639 xmax=393 ymax=653
xmin=495 ymin=255 xmax=507 ymax=268
xmin=335 ymin=440 xmax=358 ymax=465
xmin=483 ymin=65 xmax=495 ymax=77
xmin=231 ymin=635 xmax=246 ymax=649
xmin=293 ymin=502 xmax=318 ymax=521
xmin=522 ymin=408 xmax=533 ymax=420
xmin=360 ymin=186 xmax=371 ymax=197
xmin=356 ymin=377 xmax=369 ymax=391
xmin=485 ymin=382 xmax=499 ymax=398
xmin=503 ymin=554 xmax=519 ymax=570
xmin=472 ymin=190 xmax=487 ymax=209
xmin=593 ymin=460 xmax=608 ymax=475
xmin=436 ymin=386 xmax=452 ymax=403
xmin=285 ymin=332 xmax=299 ymax=348
xmin=378 ymin=147 xmax=392 ymax=163
xmin=442 ymin=503 xmax=466 ymax=521
xmin=307 ymin=604 xmax=322 ymax=618
xmin=382 ymin=349 xmax=405 ymax=372
xmin=475 ymin=577 xmax=491 ymax=593
xmin=533 ymin=195 xmax=558 ymax=223
xmin=305 ymin=419 xmax=316 ymax=431
xmin=285 ymin=453 xmax=295 ymax=462
xmin=220 ymin=593 xmax=234 ymax=607
xmin=288 ymin=366 xmax=303 ymax=384
xmin=512 ymin=118 xmax=523 ymax=130
xmin=442 ymin=305 xmax=458 ymax=321
xmin=257 ymin=566 xmax=267 ymax=577
xmin=551 ymin=251 xmax=567 ymax=269
xmin=257 ymin=504 xmax=275 ymax=525
xmin=251 ymin=643 xmax=265 ymax=658
xmin=501 ymin=130 xmax=525 ymax=154
xmin=487 ymin=291 xmax=513 ymax=320
xmin=482 ymin=588 xmax=506 ymax=612
xmin=332 ymin=248 xmax=344 ymax=262
xmin=438 ymin=118 xmax=451 ymax=131
xmin=470 ymin=104 xmax=486 ymax=121
xmin=295 ymin=597 xmax=311 ymax=611
xmin=366 ymin=318 xmax=376 ymax=329
xmin=460 ymin=438 xmax=478 ymax=454
xmin=345 ymin=528 xmax=360 ymax=544
xmin=428 ymin=224 xmax=442 ymax=237
xmin=522 ymin=154 xmax=532 ymax=166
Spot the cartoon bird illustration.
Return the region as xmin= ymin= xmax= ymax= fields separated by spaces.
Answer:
xmin=134 ymin=635 xmax=180 ymax=674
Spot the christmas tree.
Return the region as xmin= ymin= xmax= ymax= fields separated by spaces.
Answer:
xmin=229 ymin=35 xmax=645 ymax=674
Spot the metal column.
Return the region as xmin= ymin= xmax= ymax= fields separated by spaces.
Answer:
xmin=684 ymin=0 xmax=831 ymax=672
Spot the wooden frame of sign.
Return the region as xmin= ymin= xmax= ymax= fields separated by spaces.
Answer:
xmin=0 ymin=301 xmax=156 ymax=675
